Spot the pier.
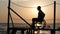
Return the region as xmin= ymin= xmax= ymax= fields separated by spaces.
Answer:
xmin=7 ymin=0 xmax=60 ymax=34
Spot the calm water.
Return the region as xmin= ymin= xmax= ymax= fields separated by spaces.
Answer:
xmin=0 ymin=23 xmax=60 ymax=34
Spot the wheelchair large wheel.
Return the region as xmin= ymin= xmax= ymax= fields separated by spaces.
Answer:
xmin=34 ymin=20 xmax=46 ymax=29
xmin=41 ymin=20 xmax=46 ymax=29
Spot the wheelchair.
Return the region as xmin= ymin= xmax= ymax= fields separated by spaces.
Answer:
xmin=32 ymin=19 xmax=46 ymax=29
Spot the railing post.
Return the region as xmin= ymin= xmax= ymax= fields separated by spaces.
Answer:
xmin=7 ymin=0 xmax=10 ymax=34
xmin=53 ymin=1 xmax=56 ymax=34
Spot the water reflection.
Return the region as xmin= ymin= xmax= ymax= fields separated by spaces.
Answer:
xmin=56 ymin=31 xmax=60 ymax=34
xmin=34 ymin=30 xmax=50 ymax=34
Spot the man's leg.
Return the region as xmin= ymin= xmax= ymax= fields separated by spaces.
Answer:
xmin=32 ymin=18 xmax=38 ymax=28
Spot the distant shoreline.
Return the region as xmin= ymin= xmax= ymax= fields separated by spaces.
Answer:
xmin=0 ymin=22 xmax=60 ymax=25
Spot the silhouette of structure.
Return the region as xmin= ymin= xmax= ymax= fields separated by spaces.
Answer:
xmin=7 ymin=0 xmax=60 ymax=34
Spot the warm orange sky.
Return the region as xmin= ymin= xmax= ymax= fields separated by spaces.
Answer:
xmin=0 ymin=0 xmax=60 ymax=23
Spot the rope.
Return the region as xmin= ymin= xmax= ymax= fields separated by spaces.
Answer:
xmin=11 ymin=2 xmax=36 ymax=8
xmin=11 ymin=2 xmax=54 ymax=8
xmin=42 ymin=3 xmax=53 ymax=7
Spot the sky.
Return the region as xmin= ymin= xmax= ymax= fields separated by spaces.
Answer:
xmin=0 ymin=0 xmax=60 ymax=24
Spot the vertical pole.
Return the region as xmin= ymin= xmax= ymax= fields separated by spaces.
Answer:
xmin=21 ymin=30 xmax=24 ymax=34
xmin=53 ymin=1 xmax=56 ymax=34
xmin=7 ymin=0 xmax=10 ymax=34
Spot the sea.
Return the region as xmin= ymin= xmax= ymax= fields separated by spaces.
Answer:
xmin=0 ymin=23 xmax=60 ymax=34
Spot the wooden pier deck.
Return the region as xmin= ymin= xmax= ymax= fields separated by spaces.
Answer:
xmin=9 ymin=27 xmax=60 ymax=34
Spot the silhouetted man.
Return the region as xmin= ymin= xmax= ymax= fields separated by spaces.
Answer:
xmin=32 ymin=6 xmax=45 ymax=27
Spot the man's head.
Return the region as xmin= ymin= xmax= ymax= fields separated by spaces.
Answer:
xmin=37 ymin=6 xmax=41 ymax=11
